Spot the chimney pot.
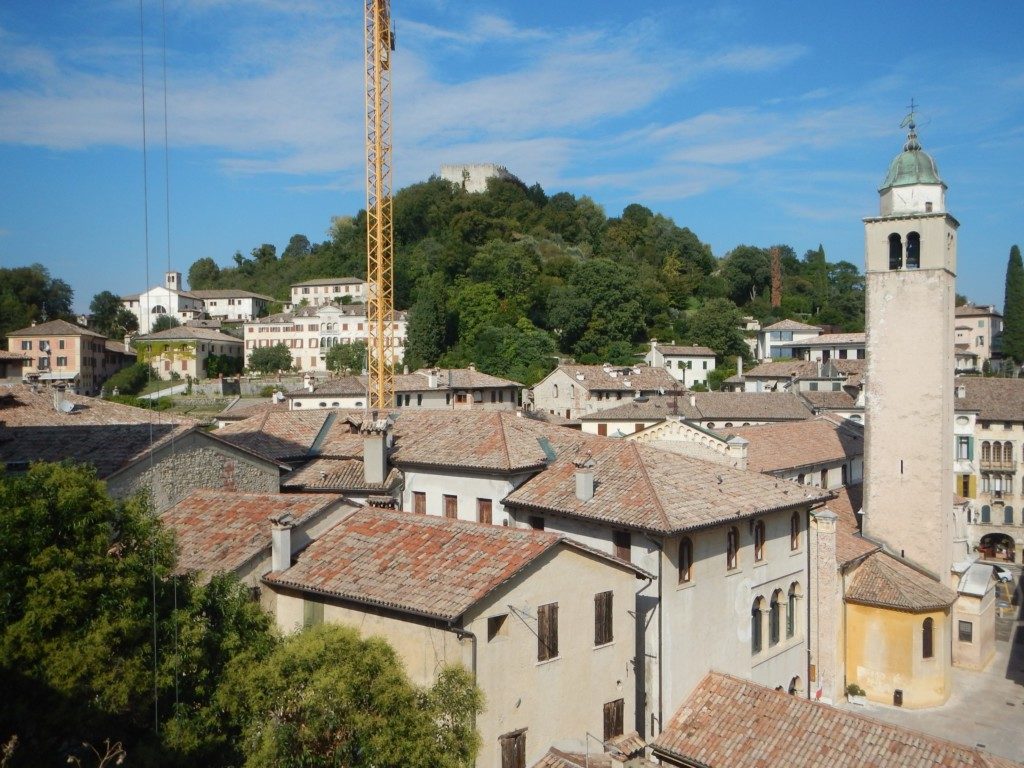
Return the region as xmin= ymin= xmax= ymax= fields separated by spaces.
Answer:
xmin=362 ymin=418 xmax=390 ymax=485
xmin=271 ymin=513 xmax=293 ymax=572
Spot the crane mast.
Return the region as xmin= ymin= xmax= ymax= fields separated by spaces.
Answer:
xmin=364 ymin=0 xmax=395 ymax=409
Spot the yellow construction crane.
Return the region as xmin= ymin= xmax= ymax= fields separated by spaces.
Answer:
xmin=364 ymin=0 xmax=396 ymax=409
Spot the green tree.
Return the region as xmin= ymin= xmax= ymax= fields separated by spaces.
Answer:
xmin=103 ymin=361 xmax=153 ymax=395
xmin=405 ymin=276 xmax=449 ymax=368
xmin=216 ymin=623 xmax=481 ymax=768
xmin=686 ymin=298 xmax=750 ymax=363
xmin=1002 ymin=245 xmax=1024 ymax=363
xmin=281 ymin=234 xmax=312 ymax=261
xmin=472 ymin=318 xmax=556 ymax=385
xmin=0 ymin=264 xmax=74 ymax=343
xmin=88 ymin=290 xmax=123 ymax=336
xmin=248 ymin=343 xmax=294 ymax=374
xmin=188 ymin=257 xmax=221 ymax=290
xmin=151 ymin=314 xmax=181 ymax=332
xmin=325 ymin=341 xmax=367 ymax=374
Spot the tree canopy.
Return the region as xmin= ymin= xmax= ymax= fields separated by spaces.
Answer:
xmin=325 ymin=340 xmax=367 ymax=374
xmin=248 ymin=343 xmax=294 ymax=374
xmin=0 ymin=264 xmax=74 ymax=345
xmin=1002 ymin=244 xmax=1024 ymax=364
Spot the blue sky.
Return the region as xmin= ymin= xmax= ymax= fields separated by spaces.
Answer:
xmin=1 ymin=1 xmax=1021 ymax=313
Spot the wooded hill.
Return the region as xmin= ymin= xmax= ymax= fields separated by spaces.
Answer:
xmin=186 ymin=176 xmax=866 ymax=385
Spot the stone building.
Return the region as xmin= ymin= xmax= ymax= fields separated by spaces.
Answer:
xmin=531 ymin=364 xmax=681 ymax=420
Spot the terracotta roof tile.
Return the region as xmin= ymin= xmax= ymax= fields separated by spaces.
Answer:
xmin=281 ymin=457 xmax=400 ymax=492
xmin=135 ymin=327 xmax=242 ymax=343
xmin=292 ymin=368 xmax=521 ymax=397
xmin=551 ymin=364 xmax=679 ymax=393
xmin=790 ymin=332 xmax=866 ymax=347
xmin=762 ymin=319 xmax=822 ymax=331
xmin=692 ymin=392 xmax=813 ymax=421
xmin=7 ymin=319 xmax=106 ymax=338
xmin=955 ymin=304 xmax=1001 ymax=318
xmin=845 ymin=551 xmax=957 ymax=612
xmin=188 ymin=289 xmax=274 ymax=300
xmin=577 ymin=395 xmax=700 ymax=421
xmin=161 ymin=489 xmax=344 ymax=577
xmin=264 ymin=508 xmax=568 ymax=620
xmin=651 ymin=672 xmax=1022 ymax=768
xmin=955 ymin=377 xmax=1024 ymax=422
xmin=800 ymin=390 xmax=858 ymax=410
xmin=655 ymin=345 xmax=716 ymax=356
xmin=825 ymin=484 xmax=879 ymax=567
xmin=729 ymin=417 xmax=863 ymax=473
xmin=505 ymin=439 xmax=828 ymax=535
xmin=291 ymin=277 xmax=365 ymax=287
xmin=215 ymin=409 xmax=333 ymax=461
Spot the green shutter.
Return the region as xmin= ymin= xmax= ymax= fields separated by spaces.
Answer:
xmin=967 ymin=437 xmax=974 ymax=461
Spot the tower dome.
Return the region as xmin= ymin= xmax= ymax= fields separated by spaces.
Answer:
xmin=879 ymin=120 xmax=943 ymax=191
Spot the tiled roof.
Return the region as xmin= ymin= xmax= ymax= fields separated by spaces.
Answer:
xmin=0 ymin=350 xmax=31 ymax=361
xmin=291 ymin=368 xmax=522 ymax=397
xmin=549 ymin=364 xmax=680 ymax=393
xmin=217 ymin=397 xmax=287 ymax=420
xmin=532 ymin=742 xmax=655 ymax=768
xmin=655 ymin=345 xmax=716 ymax=357
xmin=291 ymin=277 xmax=366 ymax=287
xmin=0 ymin=383 xmax=195 ymax=476
xmin=7 ymin=319 xmax=106 ymax=338
xmin=845 ymin=551 xmax=957 ymax=612
xmin=825 ymin=483 xmax=879 ymax=567
xmin=799 ymin=390 xmax=858 ymax=410
xmin=264 ymin=508 xmax=569 ymax=621
xmin=955 ymin=304 xmax=1001 ymax=318
xmin=187 ymin=289 xmax=274 ymax=300
xmin=651 ymin=672 xmax=1021 ymax=768
xmin=215 ymin=409 xmax=333 ymax=461
xmin=103 ymin=339 xmax=136 ymax=355
xmin=161 ymin=489 xmax=345 ymax=577
xmin=281 ymin=457 xmax=400 ymax=492
xmin=505 ymin=439 xmax=828 ymax=535
xmin=762 ymin=319 xmax=822 ymax=331
xmin=790 ymin=332 xmax=866 ymax=347
xmin=693 ymin=392 xmax=813 ymax=421
xmin=729 ymin=417 xmax=863 ymax=473
xmin=955 ymin=377 xmax=1024 ymax=422
xmin=577 ymin=395 xmax=701 ymax=421
xmin=135 ymin=327 xmax=242 ymax=343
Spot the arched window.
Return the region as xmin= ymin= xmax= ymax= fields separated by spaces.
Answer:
xmin=993 ymin=442 xmax=1002 ymax=463
xmin=1005 ymin=506 xmax=1015 ymax=525
xmin=769 ymin=590 xmax=782 ymax=646
xmin=552 ymin=384 xmax=559 ymax=398
xmin=888 ymin=233 xmax=903 ymax=270
xmin=981 ymin=505 xmax=991 ymax=523
xmin=922 ymin=617 xmax=934 ymax=659
xmin=982 ymin=441 xmax=991 ymax=462
xmin=1005 ymin=442 xmax=1014 ymax=464
xmin=787 ymin=582 xmax=801 ymax=638
xmin=790 ymin=511 xmax=801 ymax=551
xmin=751 ymin=597 xmax=764 ymax=654
xmin=152 ymin=305 xmax=166 ymax=314
xmin=754 ymin=520 xmax=766 ymax=562
xmin=726 ymin=527 xmax=739 ymax=570
xmin=905 ymin=232 xmax=921 ymax=269
xmin=678 ymin=537 xmax=693 ymax=584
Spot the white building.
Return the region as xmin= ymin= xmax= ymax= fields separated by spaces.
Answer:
xmin=289 ymin=277 xmax=367 ymax=308
xmin=954 ymin=304 xmax=1002 ymax=370
xmin=755 ymin=319 xmax=822 ymax=360
xmin=243 ymin=303 xmax=407 ymax=373
xmin=122 ymin=271 xmax=272 ymax=333
xmin=788 ymin=332 xmax=866 ymax=362
xmin=531 ymin=364 xmax=680 ymax=420
xmin=187 ymin=289 xmax=273 ymax=322
xmin=644 ymin=340 xmax=717 ymax=388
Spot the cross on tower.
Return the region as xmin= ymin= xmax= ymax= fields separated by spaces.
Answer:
xmin=901 ymin=98 xmax=918 ymax=129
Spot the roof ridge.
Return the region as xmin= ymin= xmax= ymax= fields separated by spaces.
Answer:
xmin=630 ymin=441 xmax=673 ymax=531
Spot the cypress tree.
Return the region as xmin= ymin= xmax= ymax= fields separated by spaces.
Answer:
xmin=1002 ymin=245 xmax=1024 ymax=363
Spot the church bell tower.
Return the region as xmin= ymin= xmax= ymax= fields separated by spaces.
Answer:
xmin=862 ymin=112 xmax=958 ymax=581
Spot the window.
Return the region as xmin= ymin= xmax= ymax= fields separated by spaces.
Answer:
xmin=413 ymin=491 xmax=426 ymax=514
xmin=956 ymin=436 xmax=972 ymax=460
xmin=597 ymin=424 xmax=608 ymax=436
xmin=751 ymin=597 xmax=764 ymax=654
xmin=905 ymin=232 xmax=921 ymax=269
xmin=958 ymin=620 xmax=973 ymax=643
xmin=922 ymin=617 xmax=934 ymax=659
xmin=769 ymin=590 xmax=782 ymax=646
xmin=982 ymin=441 xmax=992 ymax=462
xmin=790 ymin=512 xmax=801 ymax=550
xmin=820 ymin=469 xmax=829 ymax=489
xmin=443 ymin=494 xmax=458 ymax=519
xmin=477 ymin=498 xmax=493 ymax=525
xmin=678 ymin=537 xmax=693 ymax=583
xmin=787 ymin=583 xmax=800 ymax=638
xmin=529 ymin=515 xmax=545 ymax=530
xmin=613 ymin=530 xmax=631 ymax=562
xmin=727 ymin=526 xmax=739 ymax=570
xmin=633 ymin=423 xmax=645 ymax=434
xmin=58 ymin=339 xmax=65 ymax=350
xmin=888 ymin=233 xmax=903 ymax=270
xmin=594 ymin=591 xmax=613 ymax=646
xmin=753 ymin=520 xmax=765 ymax=562
xmin=1005 ymin=506 xmax=1015 ymax=525
xmin=500 ymin=731 xmax=526 ymax=768
xmin=958 ymin=474 xmax=971 ymax=498
xmin=537 ymin=602 xmax=558 ymax=661
xmin=603 ymin=699 xmax=624 ymax=742
xmin=981 ymin=504 xmax=991 ymax=523
xmin=56 ymin=356 xmax=67 ymax=366
xmin=487 ymin=614 xmax=508 ymax=641
xmin=20 ymin=340 xmax=31 ymax=350
xmin=303 ymin=599 xmax=323 ymax=628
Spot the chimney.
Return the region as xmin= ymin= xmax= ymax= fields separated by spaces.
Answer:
xmin=361 ymin=417 xmax=390 ymax=485
xmin=810 ymin=508 xmax=840 ymax=704
xmin=52 ymin=382 xmax=67 ymax=412
xmin=726 ymin=436 xmax=749 ymax=471
xmin=736 ymin=356 xmax=743 ymax=378
xmin=270 ymin=512 xmax=293 ymax=572
xmin=403 ymin=364 xmax=409 ymax=375
xmin=573 ymin=452 xmax=596 ymax=502
xmin=428 ymin=368 xmax=439 ymax=389
xmin=955 ymin=384 xmax=966 ymax=399
xmin=304 ymin=373 xmax=315 ymax=393
xmin=468 ymin=362 xmax=476 ymax=372
xmin=689 ymin=393 xmax=696 ymax=408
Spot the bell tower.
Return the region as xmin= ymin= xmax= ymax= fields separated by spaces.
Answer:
xmin=862 ymin=110 xmax=958 ymax=581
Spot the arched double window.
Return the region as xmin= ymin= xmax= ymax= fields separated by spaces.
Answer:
xmin=888 ymin=233 xmax=903 ymax=270
xmin=922 ymin=617 xmax=934 ymax=659
xmin=678 ymin=537 xmax=693 ymax=584
xmin=905 ymin=232 xmax=921 ymax=269
xmin=726 ymin=527 xmax=739 ymax=570
xmin=754 ymin=520 xmax=766 ymax=562
xmin=769 ymin=590 xmax=783 ymax=646
xmin=751 ymin=597 xmax=765 ymax=654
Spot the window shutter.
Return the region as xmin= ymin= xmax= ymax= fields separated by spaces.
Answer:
xmin=967 ymin=437 xmax=974 ymax=461
xmin=594 ymin=591 xmax=613 ymax=645
xmin=968 ymin=475 xmax=976 ymax=498
xmin=603 ymin=699 xmax=624 ymax=741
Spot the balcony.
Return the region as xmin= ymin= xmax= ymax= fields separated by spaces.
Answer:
xmin=980 ymin=459 xmax=1016 ymax=471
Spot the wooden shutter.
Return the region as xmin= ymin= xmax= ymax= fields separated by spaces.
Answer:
xmin=413 ymin=491 xmax=426 ymax=514
xmin=594 ymin=591 xmax=613 ymax=645
xmin=538 ymin=603 xmax=558 ymax=661
xmin=500 ymin=731 xmax=526 ymax=768
xmin=478 ymin=498 xmax=493 ymax=525
xmin=603 ymin=699 xmax=624 ymax=741
xmin=443 ymin=494 xmax=458 ymax=518
xmin=613 ymin=530 xmax=631 ymax=562
xmin=598 ymin=423 xmax=608 ymax=436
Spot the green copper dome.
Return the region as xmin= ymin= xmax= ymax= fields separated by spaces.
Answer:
xmin=879 ymin=122 xmax=943 ymax=191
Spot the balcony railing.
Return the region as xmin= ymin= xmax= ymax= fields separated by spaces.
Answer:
xmin=980 ymin=459 xmax=1016 ymax=471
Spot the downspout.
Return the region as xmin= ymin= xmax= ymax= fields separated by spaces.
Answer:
xmin=640 ymin=535 xmax=662 ymax=738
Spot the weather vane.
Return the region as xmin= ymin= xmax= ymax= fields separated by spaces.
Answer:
xmin=900 ymin=98 xmax=918 ymax=129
